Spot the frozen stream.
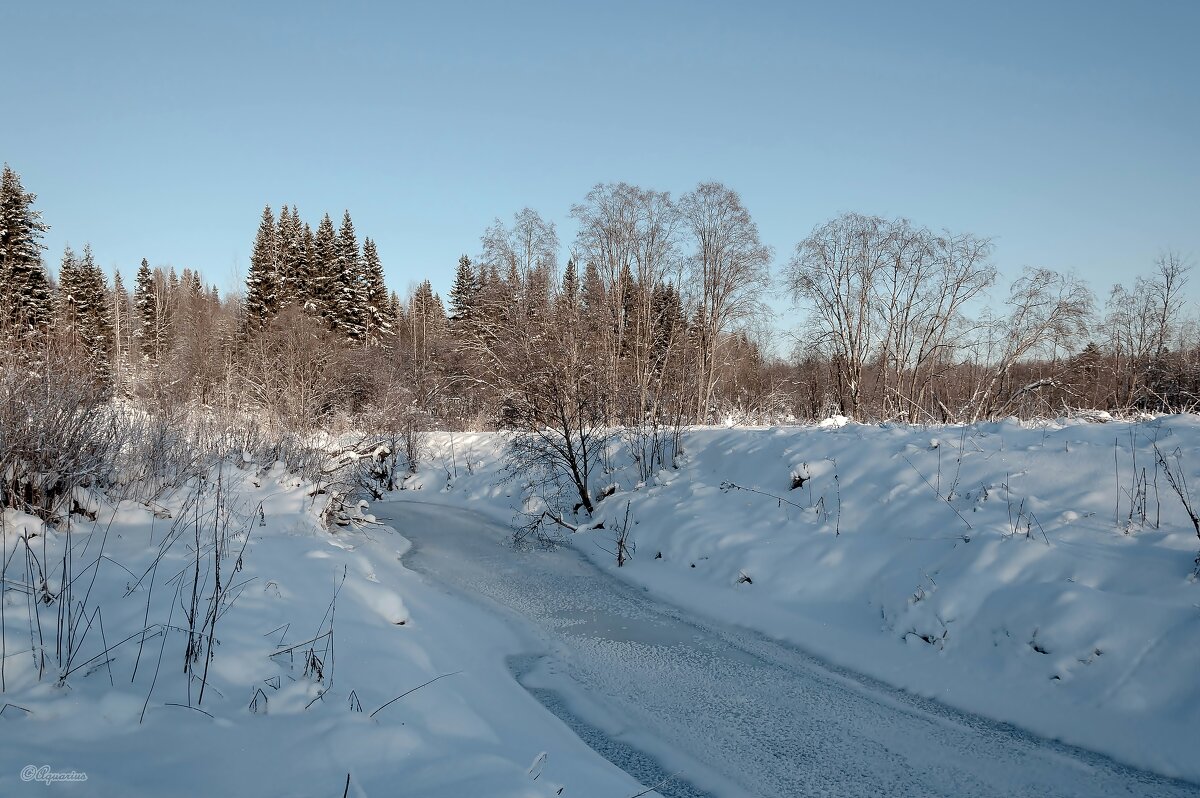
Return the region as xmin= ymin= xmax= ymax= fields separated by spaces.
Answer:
xmin=387 ymin=499 xmax=1199 ymax=798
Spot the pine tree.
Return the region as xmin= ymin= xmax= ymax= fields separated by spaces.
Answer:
xmin=244 ymin=204 xmax=278 ymax=333
xmin=0 ymin=164 xmax=52 ymax=340
xmin=134 ymin=258 xmax=158 ymax=360
xmin=361 ymin=237 xmax=391 ymax=344
xmin=333 ymin=210 xmax=365 ymax=340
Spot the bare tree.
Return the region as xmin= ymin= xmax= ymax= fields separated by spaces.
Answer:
xmin=784 ymin=212 xmax=889 ymax=417
xmin=967 ymin=268 xmax=1093 ymax=421
xmin=678 ymin=183 xmax=772 ymax=421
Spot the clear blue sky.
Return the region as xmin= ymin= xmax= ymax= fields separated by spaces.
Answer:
xmin=2 ymin=0 xmax=1197 ymax=311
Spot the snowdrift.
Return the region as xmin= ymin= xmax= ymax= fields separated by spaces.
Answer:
xmin=405 ymin=416 xmax=1200 ymax=782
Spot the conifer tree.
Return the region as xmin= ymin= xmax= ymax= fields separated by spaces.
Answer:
xmin=57 ymin=245 xmax=82 ymax=343
xmin=275 ymin=205 xmax=294 ymax=306
xmin=557 ymin=257 xmax=580 ymax=324
xmin=333 ymin=210 xmax=365 ymax=340
xmin=0 ymin=164 xmax=52 ymax=339
xmin=78 ymin=244 xmax=113 ymax=387
xmin=111 ymin=269 xmax=130 ymax=396
xmin=312 ymin=213 xmax=338 ymax=321
xmin=298 ymin=219 xmax=316 ymax=309
xmin=278 ymin=205 xmax=307 ymax=308
xmin=244 ymin=204 xmax=278 ymax=333
xmin=361 ymin=237 xmax=390 ymax=344
xmin=448 ymin=255 xmax=480 ymax=326
xmin=57 ymin=244 xmax=113 ymax=386
xmin=134 ymin=258 xmax=158 ymax=360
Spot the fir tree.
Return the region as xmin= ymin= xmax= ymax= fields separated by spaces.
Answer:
xmin=333 ymin=210 xmax=365 ymax=340
xmin=57 ymin=245 xmax=82 ymax=343
xmin=78 ymin=244 xmax=113 ymax=387
xmin=297 ymin=217 xmax=315 ymax=308
xmin=279 ymin=205 xmax=307 ymax=308
xmin=361 ymin=237 xmax=390 ymax=344
xmin=275 ymin=205 xmax=294 ymax=306
xmin=0 ymin=164 xmax=52 ymax=339
xmin=111 ymin=269 xmax=130 ymax=396
xmin=448 ymin=255 xmax=480 ymax=325
xmin=557 ymin=257 xmax=579 ymax=324
xmin=244 ymin=204 xmax=278 ymax=333
xmin=312 ymin=213 xmax=338 ymax=321
xmin=134 ymin=258 xmax=158 ymax=360
xmin=58 ymin=244 xmax=113 ymax=387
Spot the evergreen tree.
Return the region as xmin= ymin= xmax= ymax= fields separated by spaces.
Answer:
xmin=275 ymin=205 xmax=294 ymax=306
xmin=448 ymin=255 xmax=480 ymax=325
xmin=57 ymin=244 xmax=112 ymax=386
xmin=556 ymin=257 xmax=580 ymax=325
xmin=361 ymin=237 xmax=390 ymax=343
xmin=57 ymin=245 xmax=82 ymax=343
xmin=312 ymin=213 xmax=338 ymax=321
xmin=78 ymin=244 xmax=113 ymax=387
xmin=111 ymin=269 xmax=131 ymax=396
xmin=244 ymin=204 xmax=278 ymax=333
xmin=133 ymin=258 xmax=158 ymax=360
xmin=0 ymin=164 xmax=52 ymax=339
xmin=333 ymin=210 xmax=365 ymax=340
xmin=298 ymin=219 xmax=316 ymax=309
xmin=279 ymin=205 xmax=307 ymax=308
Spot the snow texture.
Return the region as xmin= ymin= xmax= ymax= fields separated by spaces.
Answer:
xmin=403 ymin=416 xmax=1200 ymax=784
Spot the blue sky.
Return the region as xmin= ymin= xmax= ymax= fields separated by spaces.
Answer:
xmin=2 ymin=0 xmax=1197 ymax=313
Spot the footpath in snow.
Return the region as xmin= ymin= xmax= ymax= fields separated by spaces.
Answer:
xmin=401 ymin=415 xmax=1200 ymax=784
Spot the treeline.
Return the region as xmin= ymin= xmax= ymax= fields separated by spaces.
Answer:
xmin=2 ymin=163 xmax=1197 ymax=440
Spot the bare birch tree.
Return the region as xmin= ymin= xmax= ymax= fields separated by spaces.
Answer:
xmin=678 ymin=182 xmax=772 ymax=421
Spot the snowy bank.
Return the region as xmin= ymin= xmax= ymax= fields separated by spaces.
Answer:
xmin=401 ymin=417 xmax=1200 ymax=783
xmin=0 ymin=459 xmax=648 ymax=797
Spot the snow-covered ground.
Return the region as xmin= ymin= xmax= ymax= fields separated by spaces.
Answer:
xmin=4 ymin=416 xmax=1198 ymax=795
xmin=0 ymin=460 xmax=646 ymax=797
xmin=402 ymin=416 xmax=1200 ymax=783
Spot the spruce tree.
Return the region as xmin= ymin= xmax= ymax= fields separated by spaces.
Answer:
xmin=275 ymin=205 xmax=293 ymax=306
xmin=278 ymin=205 xmax=307 ymax=308
xmin=111 ymin=269 xmax=130 ymax=396
xmin=333 ymin=210 xmax=365 ymax=340
xmin=78 ymin=244 xmax=113 ymax=387
xmin=57 ymin=245 xmax=82 ymax=344
xmin=557 ymin=257 xmax=579 ymax=324
xmin=0 ymin=164 xmax=52 ymax=339
xmin=58 ymin=244 xmax=113 ymax=386
xmin=361 ymin=237 xmax=390 ymax=344
xmin=134 ymin=258 xmax=158 ymax=360
xmin=312 ymin=213 xmax=338 ymax=322
xmin=244 ymin=204 xmax=278 ymax=333
xmin=448 ymin=255 xmax=480 ymax=326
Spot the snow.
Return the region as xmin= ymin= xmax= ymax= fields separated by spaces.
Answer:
xmin=402 ymin=416 xmax=1200 ymax=783
xmin=5 ymin=415 xmax=1199 ymax=793
xmin=0 ymin=460 xmax=647 ymax=797
xmin=391 ymin=499 xmax=1199 ymax=797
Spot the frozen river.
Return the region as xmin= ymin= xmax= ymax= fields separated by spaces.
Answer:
xmin=388 ymin=499 xmax=1199 ymax=798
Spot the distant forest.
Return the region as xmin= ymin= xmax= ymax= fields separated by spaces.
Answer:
xmin=2 ymin=163 xmax=1197 ymax=438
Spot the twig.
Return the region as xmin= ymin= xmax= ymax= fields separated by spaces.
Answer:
xmin=369 ymin=671 xmax=462 ymax=719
